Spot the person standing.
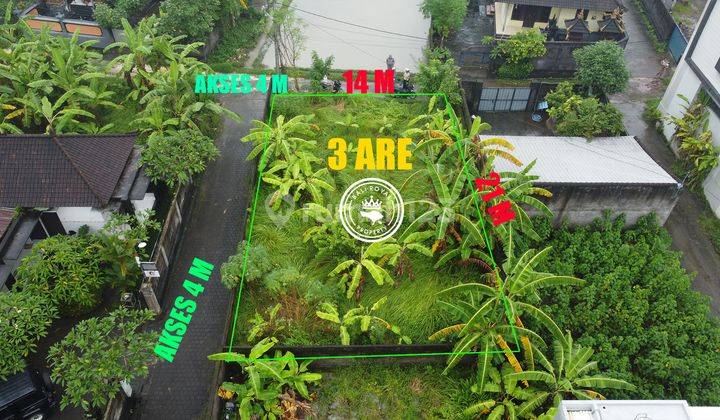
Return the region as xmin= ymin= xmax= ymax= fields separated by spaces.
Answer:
xmin=386 ymin=55 xmax=395 ymax=70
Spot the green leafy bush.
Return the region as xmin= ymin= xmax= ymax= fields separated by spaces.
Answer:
xmin=488 ymin=29 xmax=547 ymax=79
xmin=0 ymin=293 xmax=59 ymax=379
xmin=416 ymin=50 xmax=462 ymax=105
xmin=527 ymin=215 xmax=720 ymax=405
xmin=308 ymin=51 xmax=334 ymax=92
xmin=643 ymin=98 xmax=662 ymax=125
xmin=140 ymin=129 xmax=220 ymax=188
xmin=545 ymin=81 xmax=575 ymax=109
xmin=221 ymin=242 xmax=273 ymax=289
xmin=48 ymin=308 xmax=158 ymax=410
xmin=209 ymin=7 xmax=265 ymax=63
xmin=667 ymin=95 xmax=718 ymax=188
xmin=548 ymin=94 xmax=625 ymax=138
xmin=208 ymin=338 xmax=322 ymax=418
xmin=93 ymin=0 xmax=145 ymax=29
xmin=157 ymin=0 xmax=220 ymax=42
xmin=15 ymin=234 xmax=105 ymax=316
xmin=573 ymin=40 xmax=630 ymax=95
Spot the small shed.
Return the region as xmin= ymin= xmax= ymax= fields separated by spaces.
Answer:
xmin=487 ymin=135 xmax=680 ymax=225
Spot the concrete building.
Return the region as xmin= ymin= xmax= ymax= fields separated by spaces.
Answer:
xmin=659 ymin=0 xmax=720 ymax=216
xmin=493 ymin=0 xmax=626 ymax=41
xmin=554 ymin=400 xmax=720 ymax=420
xmin=487 ymin=135 xmax=680 ymax=225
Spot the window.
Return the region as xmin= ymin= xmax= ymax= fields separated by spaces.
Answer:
xmin=576 ymin=9 xmax=590 ymax=19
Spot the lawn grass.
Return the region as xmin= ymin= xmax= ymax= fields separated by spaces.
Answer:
xmin=232 ymin=95 xmax=487 ymax=347
xmin=312 ymin=364 xmax=473 ymax=419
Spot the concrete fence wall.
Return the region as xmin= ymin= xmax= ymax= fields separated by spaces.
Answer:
xmin=532 ymin=183 xmax=680 ymax=226
xmin=638 ymin=0 xmax=677 ymax=41
xmin=149 ymin=181 xmax=195 ymax=302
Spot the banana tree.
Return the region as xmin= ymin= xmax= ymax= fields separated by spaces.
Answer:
xmin=506 ymin=333 xmax=635 ymax=413
xmin=400 ymin=162 xmax=482 ymax=247
xmin=328 ymin=241 xmax=397 ymax=299
xmin=18 ymin=96 xmax=95 ymax=134
xmin=208 ymin=338 xmax=322 ymax=419
xmin=432 ymin=247 xmax=583 ymax=372
xmin=262 ymin=151 xmax=334 ymax=210
xmin=242 ymin=114 xmax=318 ymax=164
xmin=315 ymin=297 xmax=410 ymax=345
xmin=464 ymin=364 xmax=551 ymax=420
xmin=379 ymin=231 xmax=434 ymax=278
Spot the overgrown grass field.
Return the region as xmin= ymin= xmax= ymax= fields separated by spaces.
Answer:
xmin=233 ymin=95 xmax=484 ymax=347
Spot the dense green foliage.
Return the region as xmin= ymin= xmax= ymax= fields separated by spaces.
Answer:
xmin=93 ymin=0 xmax=146 ymax=29
xmin=48 ymin=308 xmax=158 ymax=410
xmin=488 ymin=29 xmax=547 ymax=79
xmin=208 ymin=7 xmax=265 ymax=64
xmin=221 ymin=241 xmax=273 ymax=289
xmin=528 ymin=215 xmax=720 ymax=405
xmin=573 ymin=41 xmax=630 ymax=95
xmin=140 ymin=129 xmax=220 ymax=188
xmin=420 ymin=0 xmax=468 ymax=42
xmin=15 ymin=234 xmax=105 ymax=316
xmin=157 ymin=0 xmax=220 ymax=42
xmin=308 ymin=51 xmax=335 ymax=92
xmin=666 ymin=94 xmax=718 ymax=188
xmin=416 ymin=49 xmax=462 ymax=105
xmin=0 ymin=293 xmax=59 ymax=379
xmin=643 ymin=97 xmax=662 ymax=125
xmin=547 ymin=82 xmax=625 ymax=137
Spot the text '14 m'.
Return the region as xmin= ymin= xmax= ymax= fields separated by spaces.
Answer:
xmin=343 ymin=69 xmax=395 ymax=94
xmin=474 ymin=172 xmax=516 ymax=227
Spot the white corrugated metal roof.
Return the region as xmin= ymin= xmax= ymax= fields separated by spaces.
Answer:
xmin=484 ymin=135 xmax=677 ymax=185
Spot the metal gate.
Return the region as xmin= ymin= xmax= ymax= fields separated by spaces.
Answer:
xmin=478 ymin=87 xmax=531 ymax=112
xmin=668 ymin=25 xmax=688 ymax=63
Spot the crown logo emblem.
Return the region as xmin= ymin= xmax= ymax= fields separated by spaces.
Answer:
xmin=361 ymin=197 xmax=382 ymax=211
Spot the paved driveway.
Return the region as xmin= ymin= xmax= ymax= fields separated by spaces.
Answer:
xmin=136 ymin=92 xmax=266 ymax=419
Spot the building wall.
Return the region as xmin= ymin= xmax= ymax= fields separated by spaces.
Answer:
xmin=55 ymin=206 xmax=111 ymax=233
xmin=530 ymin=183 xmax=680 ymax=226
xmin=495 ymin=4 xmax=605 ymax=35
xmin=659 ymin=0 xmax=720 ymax=215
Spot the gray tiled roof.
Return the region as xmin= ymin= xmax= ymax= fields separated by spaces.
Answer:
xmin=496 ymin=0 xmax=622 ymax=11
xmin=486 ymin=135 xmax=677 ymax=184
xmin=0 ymin=134 xmax=136 ymax=207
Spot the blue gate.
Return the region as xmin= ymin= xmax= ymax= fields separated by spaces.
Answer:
xmin=668 ymin=25 xmax=688 ymax=63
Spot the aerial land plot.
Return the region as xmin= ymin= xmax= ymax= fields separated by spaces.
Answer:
xmin=226 ymin=93 xmax=532 ymax=360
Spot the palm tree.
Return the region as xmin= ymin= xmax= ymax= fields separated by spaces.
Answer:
xmin=506 ymin=333 xmax=635 ymax=412
xmin=241 ymin=114 xmax=318 ymax=164
xmin=328 ymin=241 xmax=397 ymax=299
xmin=262 ymin=150 xmax=334 ymax=210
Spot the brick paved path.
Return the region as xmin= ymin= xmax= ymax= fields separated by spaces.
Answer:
xmin=136 ymin=92 xmax=267 ymax=419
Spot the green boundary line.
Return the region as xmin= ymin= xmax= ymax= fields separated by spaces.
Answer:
xmin=227 ymin=92 xmax=520 ymax=360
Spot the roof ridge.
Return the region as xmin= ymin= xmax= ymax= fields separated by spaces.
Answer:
xmin=50 ymin=136 xmax=104 ymax=205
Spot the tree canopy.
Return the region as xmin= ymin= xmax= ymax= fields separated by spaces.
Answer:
xmin=573 ymin=40 xmax=630 ymax=95
xmin=527 ymin=214 xmax=720 ymax=405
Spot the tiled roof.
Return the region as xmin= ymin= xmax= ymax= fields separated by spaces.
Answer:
xmin=486 ymin=135 xmax=678 ymax=185
xmin=0 ymin=134 xmax=137 ymax=207
xmin=0 ymin=208 xmax=14 ymax=241
xmin=496 ymin=0 xmax=622 ymax=11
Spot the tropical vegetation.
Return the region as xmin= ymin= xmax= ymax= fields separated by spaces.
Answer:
xmin=573 ymin=40 xmax=630 ymax=96
xmin=546 ymin=82 xmax=625 ymax=138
